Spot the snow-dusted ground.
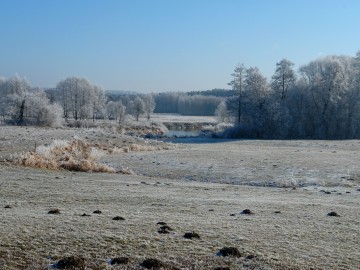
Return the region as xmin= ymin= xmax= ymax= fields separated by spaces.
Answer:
xmin=0 ymin=126 xmax=359 ymax=269
xmin=110 ymin=139 xmax=360 ymax=188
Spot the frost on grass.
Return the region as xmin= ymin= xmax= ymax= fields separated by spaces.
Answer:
xmin=13 ymin=139 xmax=115 ymax=173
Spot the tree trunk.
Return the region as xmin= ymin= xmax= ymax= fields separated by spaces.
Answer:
xmin=17 ymin=99 xmax=25 ymax=126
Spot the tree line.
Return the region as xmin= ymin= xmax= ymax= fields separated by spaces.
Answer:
xmin=223 ymin=51 xmax=360 ymax=139
xmin=0 ymin=77 xmax=228 ymax=126
xmin=153 ymin=92 xmax=222 ymax=116
xmin=2 ymin=50 xmax=360 ymax=140
xmin=0 ymin=76 xmax=156 ymax=126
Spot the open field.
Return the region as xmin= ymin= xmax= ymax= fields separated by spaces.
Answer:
xmin=150 ymin=114 xmax=217 ymax=124
xmin=1 ymin=125 xmax=360 ymax=269
xmin=116 ymin=139 xmax=360 ymax=188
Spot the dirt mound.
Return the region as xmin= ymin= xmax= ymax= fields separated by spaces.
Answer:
xmin=327 ymin=211 xmax=340 ymax=217
xmin=140 ymin=258 xmax=180 ymax=270
xmin=158 ymin=227 xmax=171 ymax=234
xmin=48 ymin=208 xmax=61 ymax=214
xmin=55 ymin=256 xmax=85 ymax=269
xmin=157 ymin=221 xmax=167 ymax=225
xmin=183 ymin=232 xmax=200 ymax=239
xmin=140 ymin=258 xmax=165 ymax=269
xmin=217 ymin=247 xmax=241 ymax=257
xmin=112 ymin=216 xmax=125 ymax=220
xmin=110 ymin=257 xmax=129 ymax=265
xmin=240 ymin=209 xmax=254 ymax=215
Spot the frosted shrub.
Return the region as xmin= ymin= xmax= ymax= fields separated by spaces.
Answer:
xmin=89 ymin=147 xmax=106 ymax=160
xmin=51 ymin=139 xmax=69 ymax=148
xmin=216 ymin=122 xmax=234 ymax=131
xmin=129 ymin=143 xmax=156 ymax=152
xmin=35 ymin=145 xmax=52 ymax=157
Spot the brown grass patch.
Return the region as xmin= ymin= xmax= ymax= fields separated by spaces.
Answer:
xmin=12 ymin=139 xmax=115 ymax=173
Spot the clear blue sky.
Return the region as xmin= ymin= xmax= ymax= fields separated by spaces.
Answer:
xmin=0 ymin=0 xmax=359 ymax=92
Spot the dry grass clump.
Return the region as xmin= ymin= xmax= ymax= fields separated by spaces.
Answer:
xmin=122 ymin=142 xmax=177 ymax=153
xmin=13 ymin=139 xmax=115 ymax=173
xmin=117 ymin=167 xmax=135 ymax=175
xmin=119 ymin=120 xmax=169 ymax=137
xmin=129 ymin=143 xmax=157 ymax=152
xmin=111 ymin=142 xmax=177 ymax=154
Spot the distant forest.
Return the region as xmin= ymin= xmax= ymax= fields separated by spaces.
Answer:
xmin=1 ymin=51 xmax=360 ymax=139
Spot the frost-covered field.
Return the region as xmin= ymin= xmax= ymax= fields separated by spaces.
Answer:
xmin=116 ymin=139 xmax=360 ymax=188
xmin=151 ymin=113 xmax=217 ymax=123
xmin=0 ymin=126 xmax=360 ymax=270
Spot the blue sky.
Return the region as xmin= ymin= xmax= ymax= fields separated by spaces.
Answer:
xmin=0 ymin=0 xmax=359 ymax=92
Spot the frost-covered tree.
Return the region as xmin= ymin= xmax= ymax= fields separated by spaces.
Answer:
xmin=215 ymin=100 xmax=228 ymax=123
xmin=271 ymin=59 xmax=296 ymax=100
xmin=126 ymin=100 xmax=134 ymax=116
xmin=25 ymin=89 xmax=63 ymax=126
xmin=55 ymin=77 xmax=105 ymax=120
xmin=132 ymin=96 xmax=145 ymax=121
xmin=106 ymin=100 xmax=126 ymax=122
xmin=299 ymin=55 xmax=350 ymax=138
xmin=228 ymin=64 xmax=246 ymax=123
xmin=118 ymin=101 xmax=126 ymax=124
xmin=143 ymin=94 xmax=156 ymax=120
xmin=153 ymin=92 xmax=179 ymax=113
xmin=0 ymin=75 xmax=31 ymax=125
xmin=0 ymin=76 xmax=63 ymax=126
xmin=245 ymin=67 xmax=270 ymax=111
xmin=91 ymin=85 xmax=106 ymax=120
xmin=106 ymin=101 xmax=119 ymax=120
xmin=177 ymin=95 xmax=221 ymax=116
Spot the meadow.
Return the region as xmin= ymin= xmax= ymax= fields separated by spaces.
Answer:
xmin=0 ymin=120 xmax=359 ymax=270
